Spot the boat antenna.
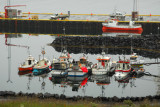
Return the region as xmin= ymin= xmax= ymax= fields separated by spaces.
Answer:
xmin=27 ymin=46 xmax=30 ymax=55
xmin=123 ymin=55 xmax=126 ymax=61
xmin=41 ymin=47 xmax=45 ymax=59
xmin=133 ymin=0 xmax=138 ymax=12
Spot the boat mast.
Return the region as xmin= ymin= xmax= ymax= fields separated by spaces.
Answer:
xmin=7 ymin=0 xmax=11 ymax=6
xmin=41 ymin=47 xmax=45 ymax=59
xmin=133 ymin=0 xmax=137 ymax=12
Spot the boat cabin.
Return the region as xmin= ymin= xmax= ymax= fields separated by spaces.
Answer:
xmin=78 ymin=54 xmax=89 ymax=67
xmin=22 ymin=55 xmax=36 ymax=66
xmin=80 ymin=57 xmax=87 ymax=64
xmin=53 ymin=62 xmax=68 ymax=70
xmin=116 ymin=60 xmax=131 ymax=72
xmin=59 ymin=50 xmax=71 ymax=62
xmin=96 ymin=56 xmax=111 ymax=68
xmin=130 ymin=53 xmax=138 ymax=61
xmin=107 ymin=20 xmax=118 ymax=26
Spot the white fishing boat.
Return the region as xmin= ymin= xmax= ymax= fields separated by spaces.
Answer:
xmin=130 ymin=53 xmax=144 ymax=65
xmin=18 ymin=55 xmax=37 ymax=72
xmin=114 ymin=57 xmax=132 ymax=82
xmin=51 ymin=49 xmax=72 ymax=77
xmin=92 ymin=52 xmax=115 ymax=75
xmin=68 ymin=54 xmax=91 ymax=77
xmin=130 ymin=53 xmax=145 ymax=77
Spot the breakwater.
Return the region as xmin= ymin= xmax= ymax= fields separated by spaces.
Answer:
xmin=50 ymin=34 xmax=160 ymax=58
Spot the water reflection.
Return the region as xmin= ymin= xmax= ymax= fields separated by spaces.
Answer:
xmin=50 ymin=34 xmax=160 ymax=58
xmin=1 ymin=32 xmax=160 ymax=98
xmin=5 ymin=34 xmax=27 ymax=83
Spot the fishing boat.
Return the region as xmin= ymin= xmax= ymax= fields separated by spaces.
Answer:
xmin=33 ymin=49 xmax=51 ymax=76
xmin=51 ymin=49 xmax=71 ymax=77
xmin=114 ymin=57 xmax=132 ymax=82
xmin=18 ymin=55 xmax=37 ymax=72
xmin=68 ymin=54 xmax=91 ymax=77
xmin=130 ymin=53 xmax=145 ymax=77
xmin=102 ymin=19 xmax=143 ymax=33
xmin=92 ymin=52 xmax=115 ymax=75
xmin=130 ymin=53 xmax=144 ymax=65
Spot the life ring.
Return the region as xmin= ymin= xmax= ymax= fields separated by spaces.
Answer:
xmin=41 ymin=50 xmax=45 ymax=54
xmin=140 ymin=68 xmax=144 ymax=71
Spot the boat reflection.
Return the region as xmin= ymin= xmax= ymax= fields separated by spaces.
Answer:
xmin=102 ymin=32 xmax=141 ymax=37
xmin=91 ymin=75 xmax=111 ymax=97
xmin=18 ymin=69 xmax=33 ymax=90
xmin=67 ymin=76 xmax=88 ymax=92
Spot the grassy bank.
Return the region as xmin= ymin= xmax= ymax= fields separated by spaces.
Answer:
xmin=0 ymin=97 xmax=160 ymax=107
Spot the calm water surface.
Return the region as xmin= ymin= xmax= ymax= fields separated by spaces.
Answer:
xmin=0 ymin=33 xmax=160 ymax=98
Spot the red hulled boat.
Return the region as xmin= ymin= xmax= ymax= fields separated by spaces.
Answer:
xmin=102 ymin=20 xmax=143 ymax=34
xmin=18 ymin=55 xmax=37 ymax=72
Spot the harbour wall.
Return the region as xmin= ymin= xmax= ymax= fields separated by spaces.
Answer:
xmin=0 ymin=19 xmax=160 ymax=35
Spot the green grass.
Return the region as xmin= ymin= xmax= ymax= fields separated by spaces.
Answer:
xmin=0 ymin=97 xmax=160 ymax=107
xmin=0 ymin=97 xmax=103 ymax=107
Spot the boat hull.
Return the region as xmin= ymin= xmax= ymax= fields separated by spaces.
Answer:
xmin=18 ymin=67 xmax=33 ymax=72
xmin=33 ymin=67 xmax=50 ymax=76
xmin=51 ymin=70 xmax=68 ymax=77
xmin=102 ymin=26 xmax=143 ymax=34
xmin=68 ymin=71 xmax=88 ymax=77
xmin=92 ymin=68 xmax=108 ymax=75
xmin=18 ymin=70 xmax=33 ymax=76
xmin=115 ymin=68 xmax=131 ymax=72
xmin=114 ymin=72 xmax=130 ymax=82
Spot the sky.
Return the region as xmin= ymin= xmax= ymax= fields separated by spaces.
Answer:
xmin=0 ymin=0 xmax=160 ymax=15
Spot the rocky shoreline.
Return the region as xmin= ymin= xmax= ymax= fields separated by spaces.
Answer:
xmin=0 ymin=91 xmax=160 ymax=103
